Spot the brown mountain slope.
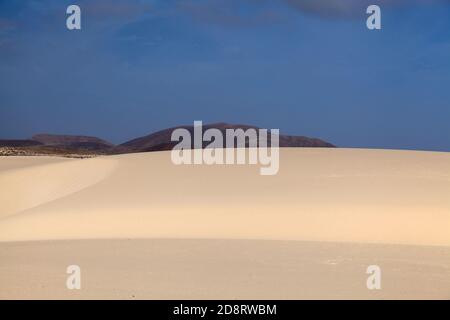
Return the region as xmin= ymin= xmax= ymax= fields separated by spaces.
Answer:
xmin=0 ymin=134 xmax=115 ymax=157
xmin=0 ymin=140 xmax=43 ymax=148
xmin=32 ymin=134 xmax=113 ymax=147
xmin=1 ymin=124 xmax=334 ymax=157
xmin=112 ymin=123 xmax=335 ymax=154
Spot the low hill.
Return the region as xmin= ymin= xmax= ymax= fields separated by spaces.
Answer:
xmin=0 ymin=140 xmax=43 ymax=148
xmin=113 ymin=123 xmax=335 ymax=154
xmin=32 ymin=134 xmax=113 ymax=147
xmin=1 ymin=124 xmax=335 ymax=157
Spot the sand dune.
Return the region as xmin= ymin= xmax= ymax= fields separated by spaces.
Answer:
xmin=0 ymin=148 xmax=449 ymax=245
xmin=0 ymin=157 xmax=117 ymax=219
xmin=0 ymin=148 xmax=449 ymax=299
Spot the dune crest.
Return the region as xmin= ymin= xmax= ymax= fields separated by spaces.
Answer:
xmin=0 ymin=157 xmax=117 ymax=218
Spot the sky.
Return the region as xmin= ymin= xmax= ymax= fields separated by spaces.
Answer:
xmin=0 ymin=0 xmax=450 ymax=151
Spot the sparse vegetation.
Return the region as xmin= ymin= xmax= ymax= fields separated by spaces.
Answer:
xmin=0 ymin=147 xmax=99 ymax=158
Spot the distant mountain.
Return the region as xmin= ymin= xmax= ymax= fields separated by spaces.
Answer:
xmin=0 ymin=134 xmax=114 ymax=157
xmin=0 ymin=139 xmax=43 ymax=148
xmin=113 ymin=122 xmax=335 ymax=154
xmin=32 ymin=134 xmax=113 ymax=148
xmin=0 ymin=124 xmax=335 ymax=157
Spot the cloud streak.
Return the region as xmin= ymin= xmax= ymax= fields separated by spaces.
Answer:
xmin=283 ymin=0 xmax=450 ymax=19
xmin=174 ymin=0 xmax=450 ymax=26
xmin=177 ymin=0 xmax=287 ymax=28
xmin=81 ymin=0 xmax=152 ymax=20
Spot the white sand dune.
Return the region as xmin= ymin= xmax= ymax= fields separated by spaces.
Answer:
xmin=0 ymin=148 xmax=449 ymax=245
xmin=0 ymin=157 xmax=117 ymax=219
xmin=0 ymin=148 xmax=449 ymax=299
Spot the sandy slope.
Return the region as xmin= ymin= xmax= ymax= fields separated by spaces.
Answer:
xmin=0 ymin=148 xmax=449 ymax=245
xmin=0 ymin=148 xmax=449 ymax=299
xmin=0 ymin=157 xmax=117 ymax=219
xmin=1 ymin=239 xmax=449 ymax=300
xmin=0 ymin=156 xmax=72 ymax=171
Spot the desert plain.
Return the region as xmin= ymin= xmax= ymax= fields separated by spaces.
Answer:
xmin=0 ymin=148 xmax=449 ymax=299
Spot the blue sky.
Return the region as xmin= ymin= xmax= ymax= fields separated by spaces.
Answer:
xmin=0 ymin=0 xmax=450 ymax=150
